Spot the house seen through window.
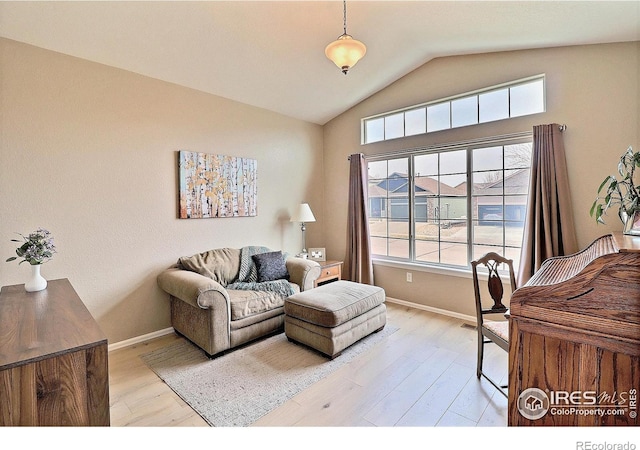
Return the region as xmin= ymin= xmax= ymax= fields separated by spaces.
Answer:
xmin=367 ymin=140 xmax=532 ymax=271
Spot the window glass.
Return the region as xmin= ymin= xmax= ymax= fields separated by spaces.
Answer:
xmin=384 ymin=113 xmax=404 ymax=140
xmin=368 ymin=160 xmax=387 ymax=180
xmin=472 ymin=171 xmax=504 ymax=196
xmin=415 ymin=238 xmax=439 ymax=264
xmin=440 ymin=243 xmax=468 ymax=266
xmin=390 ymin=196 xmax=410 ymax=221
xmin=451 ymin=96 xmax=478 ymax=128
xmin=510 ymin=79 xmax=544 ymax=118
xmin=440 ymin=150 xmax=466 ymax=175
xmin=479 ymin=88 xmax=509 ymax=123
xmin=427 ymin=102 xmax=451 ymax=132
xmin=388 ymin=238 xmax=410 ymax=259
xmin=371 ymin=237 xmax=389 ymax=257
xmin=365 ymin=117 xmax=384 ymax=143
xmin=440 ymin=174 xmax=466 ymax=195
xmin=367 ymin=138 xmax=532 ymax=269
xmin=362 ymin=76 xmax=544 ymax=144
xmin=414 ymin=153 xmax=438 ymax=177
xmin=388 ymin=158 xmax=408 ymax=176
xmin=505 ymin=195 xmax=528 ymax=224
xmin=405 ymin=108 xmax=426 ymax=136
xmin=504 ymin=169 xmax=530 ymax=195
xmin=473 ymin=146 xmax=503 ymax=171
xmin=474 ymin=245 xmax=504 ymax=261
xmin=505 ymin=143 xmax=532 ymax=169
xmin=473 ymin=221 xmax=504 ymax=246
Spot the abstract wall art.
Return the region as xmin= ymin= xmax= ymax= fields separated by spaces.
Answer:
xmin=178 ymin=151 xmax=257 ymax=218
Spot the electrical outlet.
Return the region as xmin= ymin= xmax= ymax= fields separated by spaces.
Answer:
xmin=406 ymin=272 xmax=412 ymax=282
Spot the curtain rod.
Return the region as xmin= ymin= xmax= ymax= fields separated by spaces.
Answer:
xmin=348 ymin=126 xmax=567 ymax=161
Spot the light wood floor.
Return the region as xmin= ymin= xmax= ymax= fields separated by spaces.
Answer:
xmin=108 ymin=301 xmax=508 ymax=427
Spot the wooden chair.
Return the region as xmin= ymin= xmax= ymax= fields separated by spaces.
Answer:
xmin=471 ymin=252 xmax=516 ymax=397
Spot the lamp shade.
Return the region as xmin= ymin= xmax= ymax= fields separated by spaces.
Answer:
xmin=291 ymin=203 xmax=316 ymax=223
xmin=325 ymin=34 xmax=366 ymax=74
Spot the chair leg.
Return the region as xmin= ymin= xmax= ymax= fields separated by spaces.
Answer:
xmin=476 ymin=332 xmax=484 ymax=379
xmin=480 ymin=373 xmax=508 ymax=398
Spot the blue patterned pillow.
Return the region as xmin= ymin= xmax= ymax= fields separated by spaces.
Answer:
xmin=252 ymin=251 xmax=290 ymax=282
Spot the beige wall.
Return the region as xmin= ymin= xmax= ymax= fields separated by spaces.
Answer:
xmin=2 ymin=38 xmax=638 ymax=342
xmin=0 ymin=38 xmax=324 ymax=343
xmin=323 ymin=42 xmax=639 ymax=318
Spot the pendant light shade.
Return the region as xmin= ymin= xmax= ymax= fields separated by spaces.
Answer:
xmin=325 ymin=34 xmax=367 ymax=75
xmin=325 ymin=0 xmax=366 ymax=75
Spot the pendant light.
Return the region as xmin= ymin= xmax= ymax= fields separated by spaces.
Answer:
xmin=325 ymin=0 xmax=367 ymax=74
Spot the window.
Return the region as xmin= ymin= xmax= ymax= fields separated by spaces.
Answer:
xmin=362 ymin=75 xmax=545 ymax=144
xmin=367 ymin=137 xmax=532 ymax=271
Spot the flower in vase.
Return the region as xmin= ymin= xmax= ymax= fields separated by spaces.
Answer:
xmin=6 ymin=228 xmax=56 ymax=265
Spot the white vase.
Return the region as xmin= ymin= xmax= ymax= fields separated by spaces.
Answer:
xmin=25 ymin=264 xmax=47 ymax=292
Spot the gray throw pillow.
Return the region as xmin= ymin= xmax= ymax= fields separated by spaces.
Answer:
xmin=252 ymin=251 xmax=290 ymax=282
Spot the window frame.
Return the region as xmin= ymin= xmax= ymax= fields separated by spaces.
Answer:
xmin=367 ymin=133 xmax=532 ymax=274
xmin=361 ymin=75 xmax=545 ymax=145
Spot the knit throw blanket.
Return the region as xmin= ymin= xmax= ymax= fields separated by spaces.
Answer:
xmin=227 ymin=246 xmax=295 ymax=298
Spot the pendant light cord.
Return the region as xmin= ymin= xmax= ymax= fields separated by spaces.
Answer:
xmin=343 ymin=0 xmax=347 ymax=35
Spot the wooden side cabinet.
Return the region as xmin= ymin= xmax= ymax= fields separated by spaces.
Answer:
xmin=314 ymin=260 xmax=343 ymax=287
xmin=0 ymin=278 xmax=110 ymax=426
xmin=507 ymin=234 xmax=639 ymax=426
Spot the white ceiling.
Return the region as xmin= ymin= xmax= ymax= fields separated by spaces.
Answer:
xmin=1 ymin=1 xmax=639 ymax=125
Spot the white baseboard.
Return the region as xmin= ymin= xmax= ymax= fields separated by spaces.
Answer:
xmin=385 ymin=296 xmax=477 ymax=325
xmin=108 ymin=327 xmax=175 ymax=352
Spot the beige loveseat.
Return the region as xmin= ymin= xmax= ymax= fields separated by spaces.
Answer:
xmin=157 ymin=246 xmax=321 ymax=357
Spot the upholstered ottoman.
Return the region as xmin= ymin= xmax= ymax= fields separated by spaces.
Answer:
xmin=284 ymin=280 xmax=386 ymax=359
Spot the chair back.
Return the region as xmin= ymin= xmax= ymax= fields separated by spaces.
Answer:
xmin=471 ymin=252 xmax=517 ymax=325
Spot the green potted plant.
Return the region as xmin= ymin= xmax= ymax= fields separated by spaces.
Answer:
xmin=590 ymin=146 xmax=640 ymax=235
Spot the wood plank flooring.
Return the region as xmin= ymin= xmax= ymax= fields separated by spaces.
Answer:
xmin=108 ymin=301 xmax=508 ymax=427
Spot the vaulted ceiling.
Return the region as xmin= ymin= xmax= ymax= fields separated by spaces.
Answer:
xmin=1 ymin=1 xmax=638 ymax=125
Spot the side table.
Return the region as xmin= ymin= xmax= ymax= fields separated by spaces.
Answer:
xmin=314 ymin=260 xmax=343 ymax=287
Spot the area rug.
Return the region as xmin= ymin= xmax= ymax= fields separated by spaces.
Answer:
xmin=141 ymin=325 xmax=398 ymax=427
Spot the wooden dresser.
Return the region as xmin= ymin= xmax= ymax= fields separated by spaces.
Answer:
xmin=0 ymin=278 xmax=110 ymax=426
xmin=508 ymin=233 xmax=639 ymax=426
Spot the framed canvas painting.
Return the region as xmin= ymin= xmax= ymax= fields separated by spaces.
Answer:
xmin=178 ymin=151 xmax=257 ymax=218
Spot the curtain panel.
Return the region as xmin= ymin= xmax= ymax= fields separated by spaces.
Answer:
xmin=345 ymin=153 xmax=374 ymax=285
xmin=517 ymin=124 xmax=578 ymax=286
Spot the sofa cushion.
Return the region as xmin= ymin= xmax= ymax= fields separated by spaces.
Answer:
xmin=228 ymin=284 xmax=299 ymax=321
xmin=237 ymin=246 xmax=272 ymax=283
xmin=252 ymin=251 xmax=290 ymax=282
xmin=285 ymin=280 xmax=386 ymax=328
xmin=178 ymin=248 xmax=240 ymax=286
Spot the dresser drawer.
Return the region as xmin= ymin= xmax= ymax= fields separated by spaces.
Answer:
xmin=314 ymin=261 xmax=343 ymax=287
xmin=321 ymin=265 xmax=341 ymax=279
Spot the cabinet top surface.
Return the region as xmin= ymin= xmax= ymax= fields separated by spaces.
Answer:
xmin=319 ymin=260 xmax=343 ymax=267
xmin=613 ymin=232 xmax=640 ymax=252
xmin=0 ymin=278 xmax=107 ymax=369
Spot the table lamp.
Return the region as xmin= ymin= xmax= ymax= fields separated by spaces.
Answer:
xmin=291 ymin=203 xmax=316 ymax=258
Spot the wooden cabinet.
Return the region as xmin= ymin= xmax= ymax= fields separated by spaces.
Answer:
xmin=314 ymin=261 xmax=343 ymax=287
xmin=508 ymin=234 xmax=639 ymax=426
xmin=0 ymin=278 xmax=110 ymax=426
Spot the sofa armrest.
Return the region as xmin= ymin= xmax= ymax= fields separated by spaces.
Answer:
xmin=157 ymin=267 xmax=230 ymax=309
xmin=286 ymin=257 xmax=321 ymax=291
